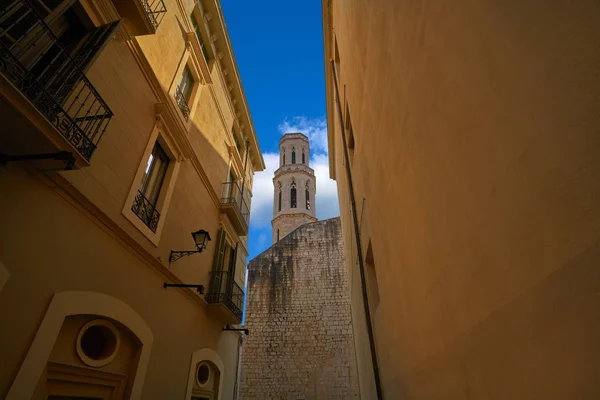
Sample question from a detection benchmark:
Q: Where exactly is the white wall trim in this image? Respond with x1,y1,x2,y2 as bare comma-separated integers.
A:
6,291,154,400
185,347,225,400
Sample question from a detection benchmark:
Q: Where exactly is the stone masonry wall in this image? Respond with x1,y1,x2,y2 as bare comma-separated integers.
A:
241,217,359,400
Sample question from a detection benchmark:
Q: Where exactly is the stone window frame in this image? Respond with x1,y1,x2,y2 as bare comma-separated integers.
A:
184,348,224,400
122,119,182,246
168,44,204,127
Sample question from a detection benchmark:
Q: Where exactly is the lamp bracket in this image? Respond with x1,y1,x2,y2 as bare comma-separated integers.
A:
169,250,201,263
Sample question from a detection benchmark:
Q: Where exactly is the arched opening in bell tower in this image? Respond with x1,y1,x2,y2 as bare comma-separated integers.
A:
290,182,297,208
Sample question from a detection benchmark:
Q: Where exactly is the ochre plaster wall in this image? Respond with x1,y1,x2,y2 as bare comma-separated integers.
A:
0,167,222,399
325,1,600,399
0,0,260,397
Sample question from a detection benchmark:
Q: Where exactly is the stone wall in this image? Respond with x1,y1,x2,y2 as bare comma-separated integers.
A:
241,217,359,400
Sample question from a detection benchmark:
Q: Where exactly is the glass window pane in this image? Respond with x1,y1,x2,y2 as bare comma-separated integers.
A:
140,142,170,205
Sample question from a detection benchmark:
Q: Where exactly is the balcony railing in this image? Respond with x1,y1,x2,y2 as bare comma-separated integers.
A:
221,181,250,229
131,190,160,232
174,85,190,120
206,271,244,321
0,0,114,160
140,0,167,30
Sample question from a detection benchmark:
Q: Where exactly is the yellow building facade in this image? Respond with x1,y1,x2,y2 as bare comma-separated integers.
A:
0,0,263,399
323,1,600,399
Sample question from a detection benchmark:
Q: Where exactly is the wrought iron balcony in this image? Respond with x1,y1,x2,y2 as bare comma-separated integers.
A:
131,190,161,232
174,85,190,120
0,0,114,161
140,0,167,30
221,181,250,235
206,271,244,322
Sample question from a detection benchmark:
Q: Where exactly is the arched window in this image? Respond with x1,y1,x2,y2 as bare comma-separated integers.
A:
290,183,297,208
278,190,282,212
305,189,310,210
302,150,305,164
291,148,296,164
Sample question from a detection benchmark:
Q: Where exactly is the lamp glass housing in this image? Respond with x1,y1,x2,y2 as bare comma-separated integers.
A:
192,229,211,251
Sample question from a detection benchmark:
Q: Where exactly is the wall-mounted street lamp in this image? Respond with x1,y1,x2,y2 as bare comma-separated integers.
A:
169,229,211,263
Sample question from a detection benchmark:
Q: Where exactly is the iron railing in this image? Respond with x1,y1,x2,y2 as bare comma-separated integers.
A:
174,85,190,120
131,190,161,232
206,271,244,320
221,181,250,229
0,0,115,160
141,0,167,30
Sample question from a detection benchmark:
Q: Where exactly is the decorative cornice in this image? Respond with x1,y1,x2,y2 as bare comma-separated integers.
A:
273,164,315,178
321,0,336,180
280,132,309,143
271,213,318,225
204,0,265,171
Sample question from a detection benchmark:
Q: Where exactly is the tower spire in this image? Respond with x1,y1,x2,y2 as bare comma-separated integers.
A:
272,132,317,243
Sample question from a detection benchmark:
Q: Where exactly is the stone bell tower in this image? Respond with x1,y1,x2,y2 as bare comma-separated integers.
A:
272,133,317,243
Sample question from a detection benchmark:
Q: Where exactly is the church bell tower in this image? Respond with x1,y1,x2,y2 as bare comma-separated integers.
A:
272,133,317,243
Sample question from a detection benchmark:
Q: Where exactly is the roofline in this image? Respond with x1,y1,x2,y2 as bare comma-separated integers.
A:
321,0,336,180
279,132,309,143
248,216,341,262
209,0,266,171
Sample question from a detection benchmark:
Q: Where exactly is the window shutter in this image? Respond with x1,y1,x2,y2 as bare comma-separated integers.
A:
208,228,227,294
226,243,238,296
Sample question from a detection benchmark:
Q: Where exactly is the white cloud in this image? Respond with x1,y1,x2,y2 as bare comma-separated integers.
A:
249,116,339,231
312,153,340,220
278,116,328,154
249,152,278,229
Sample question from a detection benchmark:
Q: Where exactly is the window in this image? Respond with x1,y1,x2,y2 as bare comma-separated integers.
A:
305,189,310,210
140,142,169,206
207,229,244,319
191,15,210,62
76,320,120,368
290,183,297,208
232,128,243,156
175,66,195,119
345,104,355,165
291,149,296,164
365,241,380,314
278,190,282,212
131,142,170,233
302,151,305,164
277,229,280,242
283,152,285,165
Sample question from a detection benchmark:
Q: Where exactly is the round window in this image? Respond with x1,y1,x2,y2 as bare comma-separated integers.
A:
76,319,120,367
196,362,210,387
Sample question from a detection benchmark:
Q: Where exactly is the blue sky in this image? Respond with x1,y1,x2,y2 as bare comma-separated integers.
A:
221,0,340,260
